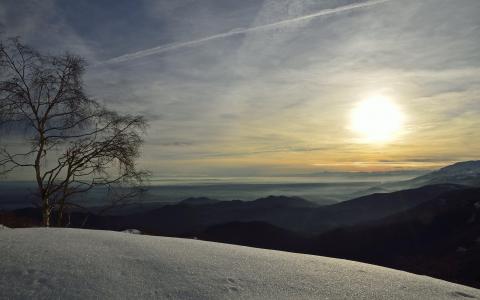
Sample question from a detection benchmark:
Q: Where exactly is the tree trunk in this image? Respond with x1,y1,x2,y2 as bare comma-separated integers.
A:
42,199,51,227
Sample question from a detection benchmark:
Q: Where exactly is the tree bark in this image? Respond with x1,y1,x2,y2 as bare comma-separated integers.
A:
42,201,50,227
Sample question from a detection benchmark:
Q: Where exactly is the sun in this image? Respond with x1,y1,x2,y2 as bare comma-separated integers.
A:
350,95,405,143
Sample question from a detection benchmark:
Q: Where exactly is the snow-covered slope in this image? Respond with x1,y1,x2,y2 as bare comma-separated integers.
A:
1,228,479,299
411,160,480,186
353,161,480,197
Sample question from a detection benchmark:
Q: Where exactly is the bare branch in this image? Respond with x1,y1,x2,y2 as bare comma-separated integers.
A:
0,38,149,227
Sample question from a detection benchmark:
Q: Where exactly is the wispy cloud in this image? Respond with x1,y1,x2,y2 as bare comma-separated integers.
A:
3,0,480,176
101,0,394,65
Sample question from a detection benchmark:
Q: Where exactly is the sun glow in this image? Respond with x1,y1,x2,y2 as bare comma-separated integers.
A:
350,95,405,143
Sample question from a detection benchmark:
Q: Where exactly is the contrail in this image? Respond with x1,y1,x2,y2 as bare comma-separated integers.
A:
101,0,392,65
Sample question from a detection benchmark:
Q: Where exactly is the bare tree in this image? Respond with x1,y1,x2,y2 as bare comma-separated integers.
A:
0,38,148,227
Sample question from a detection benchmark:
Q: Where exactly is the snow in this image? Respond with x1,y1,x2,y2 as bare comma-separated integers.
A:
1,228,479,300
121,229,142,234
0,224,9,230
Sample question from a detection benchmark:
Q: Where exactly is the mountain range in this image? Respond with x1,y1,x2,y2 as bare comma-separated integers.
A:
356,160,480,195
2,160,480,287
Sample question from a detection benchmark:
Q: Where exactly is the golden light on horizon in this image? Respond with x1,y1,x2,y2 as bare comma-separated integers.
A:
350,94,405,144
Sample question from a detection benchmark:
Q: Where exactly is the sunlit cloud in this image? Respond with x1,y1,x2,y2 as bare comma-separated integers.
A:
1,0,480,176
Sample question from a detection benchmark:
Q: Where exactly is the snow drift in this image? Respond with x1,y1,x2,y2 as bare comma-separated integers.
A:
1,228,479,299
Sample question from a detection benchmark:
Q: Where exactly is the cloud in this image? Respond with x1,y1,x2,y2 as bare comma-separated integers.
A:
0,0,95,59
100,0,393,65
2,0,480,176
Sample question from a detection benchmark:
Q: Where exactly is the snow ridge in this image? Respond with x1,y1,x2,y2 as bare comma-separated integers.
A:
1,228,479,299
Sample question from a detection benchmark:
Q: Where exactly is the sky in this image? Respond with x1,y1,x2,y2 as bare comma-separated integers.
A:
1,0,480,177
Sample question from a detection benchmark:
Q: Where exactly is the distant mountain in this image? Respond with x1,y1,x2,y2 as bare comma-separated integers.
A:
248,195,318,208
114,184,466,236
196,188,480,288
3,184,480,287
4,184,468,236
1,195,321,235
179,197,220,206
311,188,480,287
199,221,309,252
310,184,466,231
408,160,480,187
353,160,480,197
118,195,320,235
